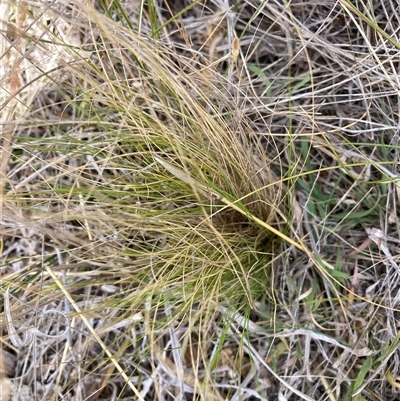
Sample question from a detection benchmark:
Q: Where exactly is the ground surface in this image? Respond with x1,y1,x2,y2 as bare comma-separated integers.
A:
1,1,400,400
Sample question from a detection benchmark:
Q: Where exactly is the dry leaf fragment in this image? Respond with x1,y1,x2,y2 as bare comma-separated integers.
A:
229,36,239,62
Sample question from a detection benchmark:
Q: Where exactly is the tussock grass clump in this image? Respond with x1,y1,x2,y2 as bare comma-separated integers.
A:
1,1,285,399
1,0,400,400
